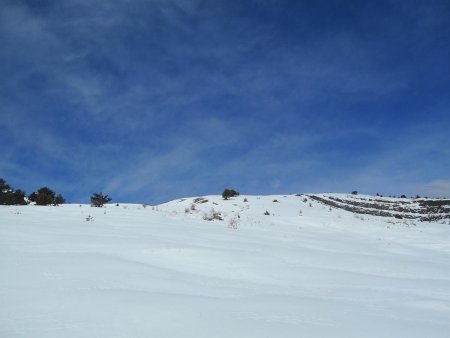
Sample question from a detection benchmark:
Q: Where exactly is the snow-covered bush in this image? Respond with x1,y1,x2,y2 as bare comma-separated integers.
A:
228,216,240,229
203,208,223,221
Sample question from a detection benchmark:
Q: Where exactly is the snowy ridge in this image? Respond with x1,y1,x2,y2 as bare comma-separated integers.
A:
306,193,450,222
1,194,450,338
159,193,450,225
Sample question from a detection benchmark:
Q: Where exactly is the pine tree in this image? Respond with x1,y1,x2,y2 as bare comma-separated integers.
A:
90,193,112,207
35,187,56,206
222,189,240,200
29,187,65,205
54,194,65,205
0,178,27,205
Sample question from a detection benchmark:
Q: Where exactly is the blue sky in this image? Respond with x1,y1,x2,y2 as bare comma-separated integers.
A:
1,0,449,203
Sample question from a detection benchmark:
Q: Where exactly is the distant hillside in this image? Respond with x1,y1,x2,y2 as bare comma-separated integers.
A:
306,194,450,222
158,193,450,228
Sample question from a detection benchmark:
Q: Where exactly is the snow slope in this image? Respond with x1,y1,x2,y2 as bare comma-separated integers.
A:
1,194,450,338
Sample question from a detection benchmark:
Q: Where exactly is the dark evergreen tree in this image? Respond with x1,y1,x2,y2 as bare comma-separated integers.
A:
28,192,38,203
0,178,27,205
90,193,111,207
11,189,27,205
0,178,13,205
54,194,65,205
0,178,11,193
28,187,65,206
222,189,240,200
35,187,56,206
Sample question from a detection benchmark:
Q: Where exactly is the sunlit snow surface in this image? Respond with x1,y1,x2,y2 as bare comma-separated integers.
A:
1,194,450,338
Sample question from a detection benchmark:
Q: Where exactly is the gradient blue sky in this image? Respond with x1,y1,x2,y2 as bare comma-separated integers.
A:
1,0,449,203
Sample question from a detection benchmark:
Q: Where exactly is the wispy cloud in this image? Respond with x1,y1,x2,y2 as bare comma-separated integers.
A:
348,121,450,197
1,1,449,202
423,180,450,198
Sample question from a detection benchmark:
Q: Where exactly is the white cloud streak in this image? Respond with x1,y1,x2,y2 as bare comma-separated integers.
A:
423,180,450,198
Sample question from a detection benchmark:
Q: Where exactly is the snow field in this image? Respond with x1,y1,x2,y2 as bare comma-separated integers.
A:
1,194,450,337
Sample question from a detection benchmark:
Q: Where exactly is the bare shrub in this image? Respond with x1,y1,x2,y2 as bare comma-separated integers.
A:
228,216,240,229
203,208,223,221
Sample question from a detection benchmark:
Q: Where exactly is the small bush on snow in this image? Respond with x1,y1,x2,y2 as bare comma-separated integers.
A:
228,216,240,229
203,208,223,221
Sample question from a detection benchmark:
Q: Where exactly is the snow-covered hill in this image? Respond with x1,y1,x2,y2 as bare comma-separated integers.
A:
306,193,450,222
1,194,450,338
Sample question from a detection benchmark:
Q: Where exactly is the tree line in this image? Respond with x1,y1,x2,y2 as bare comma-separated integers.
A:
1,178,65,206
0,178,111,207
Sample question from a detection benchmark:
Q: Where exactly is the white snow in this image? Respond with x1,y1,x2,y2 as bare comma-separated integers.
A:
1,194,450,337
